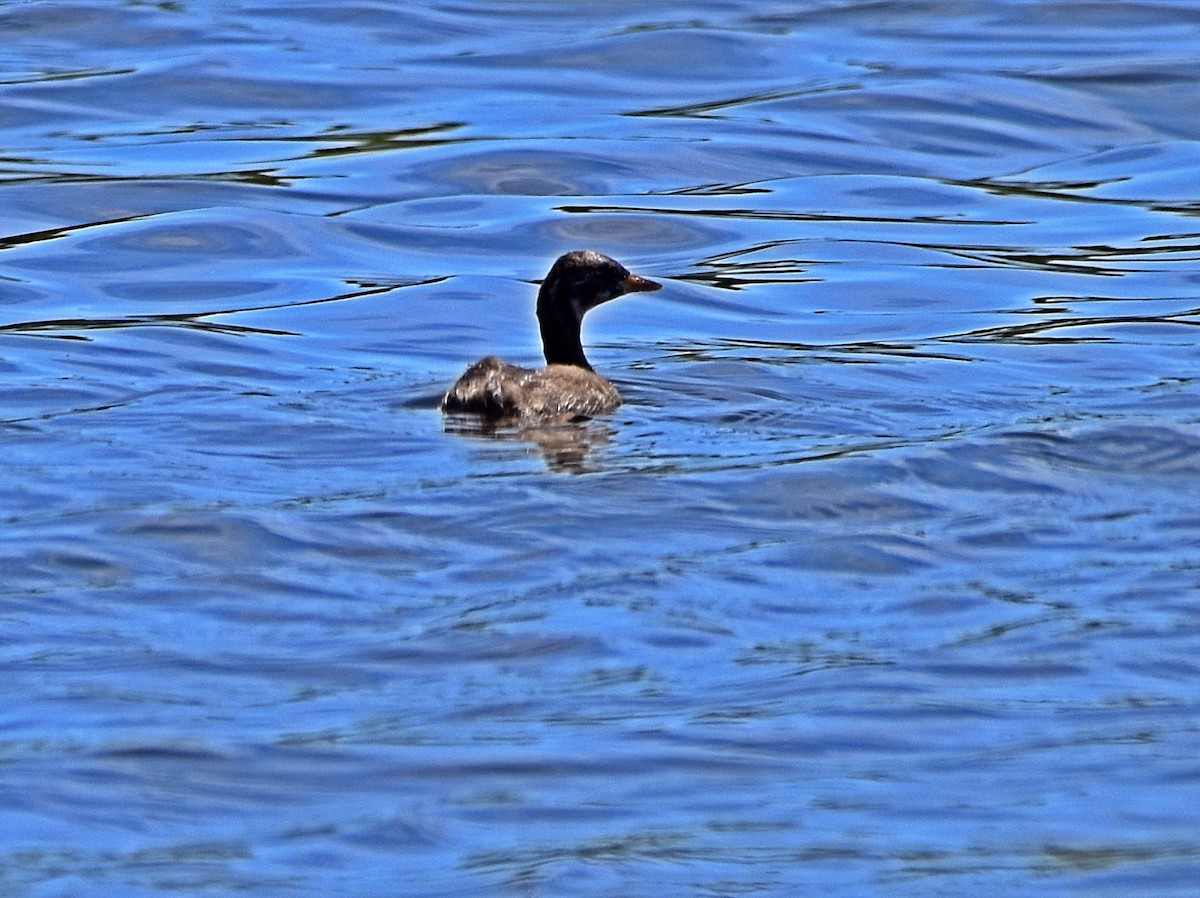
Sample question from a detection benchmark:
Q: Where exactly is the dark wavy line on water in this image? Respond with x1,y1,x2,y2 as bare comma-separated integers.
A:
665,337,972,364
0,213,159,251
557,202,1027,226
0,66,135,86
0,124,477,188
849,237,1200,277
660,303,1200,363
0,278,447,340
647,179,780,197
951,175,1200,214
0,389,173,428
671,231,1200,288
0,168,300,188
939,309,1200,344
624,82,859,119
266,122,471,161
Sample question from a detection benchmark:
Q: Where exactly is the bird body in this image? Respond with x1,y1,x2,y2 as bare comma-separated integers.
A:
442,356,621,421
442,251,660,424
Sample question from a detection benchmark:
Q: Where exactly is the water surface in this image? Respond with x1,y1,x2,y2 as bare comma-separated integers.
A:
3,2,1200,896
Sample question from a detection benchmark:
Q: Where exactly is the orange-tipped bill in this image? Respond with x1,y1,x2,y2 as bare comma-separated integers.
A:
622,273,662,294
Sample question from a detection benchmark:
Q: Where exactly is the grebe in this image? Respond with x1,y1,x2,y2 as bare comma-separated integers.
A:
441,250,660,423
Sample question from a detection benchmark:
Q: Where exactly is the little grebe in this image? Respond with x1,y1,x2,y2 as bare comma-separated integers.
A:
441,250,661,423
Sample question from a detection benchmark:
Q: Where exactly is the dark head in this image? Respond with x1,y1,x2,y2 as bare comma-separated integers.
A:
536,250,661,369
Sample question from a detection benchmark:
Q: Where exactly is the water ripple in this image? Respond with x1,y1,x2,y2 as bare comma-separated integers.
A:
4,2,1200,896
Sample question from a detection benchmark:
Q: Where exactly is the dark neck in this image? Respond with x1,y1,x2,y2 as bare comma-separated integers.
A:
539,310,592,370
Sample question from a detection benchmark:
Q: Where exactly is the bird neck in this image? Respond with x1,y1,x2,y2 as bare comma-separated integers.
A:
538,311,592,370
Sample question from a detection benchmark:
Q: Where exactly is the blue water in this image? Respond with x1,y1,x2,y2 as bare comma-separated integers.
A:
3,2,1200,896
